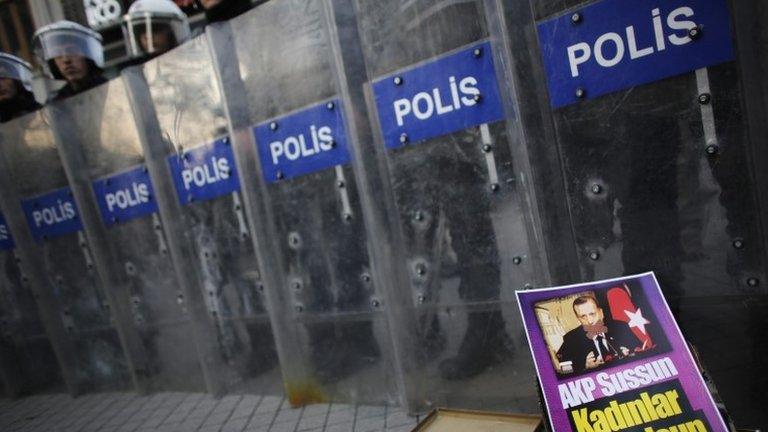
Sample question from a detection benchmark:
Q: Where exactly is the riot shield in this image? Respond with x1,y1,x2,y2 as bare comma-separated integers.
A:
208,0,398,404
0,110,131,393
46,78,208,393
352,0,540,412
124,34,282,395
0,219,62,397
524,0,768,426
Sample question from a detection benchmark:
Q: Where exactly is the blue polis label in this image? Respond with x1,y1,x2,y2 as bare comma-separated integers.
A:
168,137,240,205
253,99,350,183
0,213,15,250
372,41,505,149
92,165,158,227
21,186,83,241
538,0,734,108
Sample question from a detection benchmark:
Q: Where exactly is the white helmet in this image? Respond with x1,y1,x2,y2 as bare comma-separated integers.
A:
0,52,34,92
122,0,190,58
32,20,104,79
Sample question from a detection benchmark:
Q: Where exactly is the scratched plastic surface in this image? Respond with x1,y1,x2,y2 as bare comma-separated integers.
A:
217,0,398,403
354,0,538,411
0,110,130,392
0,246,62,396
49,80,206,392
531,0,768,426
142,35,282,394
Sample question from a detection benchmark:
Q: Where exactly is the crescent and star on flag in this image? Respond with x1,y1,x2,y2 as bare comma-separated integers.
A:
625,308,651,334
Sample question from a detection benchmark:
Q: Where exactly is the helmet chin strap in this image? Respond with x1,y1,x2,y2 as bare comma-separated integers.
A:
146,14,154,53
127,18,138,57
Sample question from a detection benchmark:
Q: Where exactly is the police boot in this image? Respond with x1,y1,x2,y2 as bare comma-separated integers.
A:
314,321,379,384
419,313,446,363
244,322,279,375
438,310,513,380
339,320,380,360
310,323,339,379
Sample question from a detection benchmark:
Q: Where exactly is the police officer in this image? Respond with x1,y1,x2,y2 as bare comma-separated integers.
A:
32,21,106,101
355,0,513,381
0,53,40,122
122,0,191,62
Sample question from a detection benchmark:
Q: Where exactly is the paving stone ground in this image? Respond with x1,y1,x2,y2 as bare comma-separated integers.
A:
0,392,420,432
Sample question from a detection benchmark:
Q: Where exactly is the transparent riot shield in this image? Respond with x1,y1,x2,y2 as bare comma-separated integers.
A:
0,230,63,397
0,110,131,393
208,0,398,405
124,35,282,395
353,0,541,412
526,0,768,426
46,79,209,393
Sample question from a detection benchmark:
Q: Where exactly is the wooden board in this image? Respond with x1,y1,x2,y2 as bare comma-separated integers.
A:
413,409,542,432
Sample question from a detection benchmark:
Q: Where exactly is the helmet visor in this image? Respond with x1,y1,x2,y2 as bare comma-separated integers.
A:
122,14,188,58
33,30,104,67
0,56,33,91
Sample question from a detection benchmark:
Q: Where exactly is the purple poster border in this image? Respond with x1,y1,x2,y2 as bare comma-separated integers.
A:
516,272,727,432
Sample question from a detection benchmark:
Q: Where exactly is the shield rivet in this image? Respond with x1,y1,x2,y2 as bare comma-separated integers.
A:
571,12,582,24
688,26,702,40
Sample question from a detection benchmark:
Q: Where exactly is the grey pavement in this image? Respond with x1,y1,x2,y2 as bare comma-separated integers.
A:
0,392,420,432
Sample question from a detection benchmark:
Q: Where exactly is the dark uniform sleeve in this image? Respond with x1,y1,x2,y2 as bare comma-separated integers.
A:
557,330,585,373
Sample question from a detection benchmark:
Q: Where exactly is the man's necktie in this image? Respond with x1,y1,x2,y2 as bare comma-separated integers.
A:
596,335,606,357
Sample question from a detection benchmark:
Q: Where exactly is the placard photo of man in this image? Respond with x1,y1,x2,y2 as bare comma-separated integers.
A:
557,295,636,374
533,282,668,377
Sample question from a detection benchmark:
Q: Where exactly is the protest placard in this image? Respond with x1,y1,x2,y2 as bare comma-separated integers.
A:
516,272,727,432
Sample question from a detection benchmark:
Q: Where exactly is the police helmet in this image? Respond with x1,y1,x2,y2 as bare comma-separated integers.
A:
32,20,104,80
0,52,34,92
122,0,190,58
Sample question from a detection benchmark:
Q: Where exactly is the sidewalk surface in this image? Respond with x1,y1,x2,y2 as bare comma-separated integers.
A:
0,392,419,432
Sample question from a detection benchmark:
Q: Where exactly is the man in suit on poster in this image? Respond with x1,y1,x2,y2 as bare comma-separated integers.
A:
557,296,637,374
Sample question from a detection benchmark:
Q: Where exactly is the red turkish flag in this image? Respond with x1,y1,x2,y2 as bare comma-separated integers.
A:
607,285,654,351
